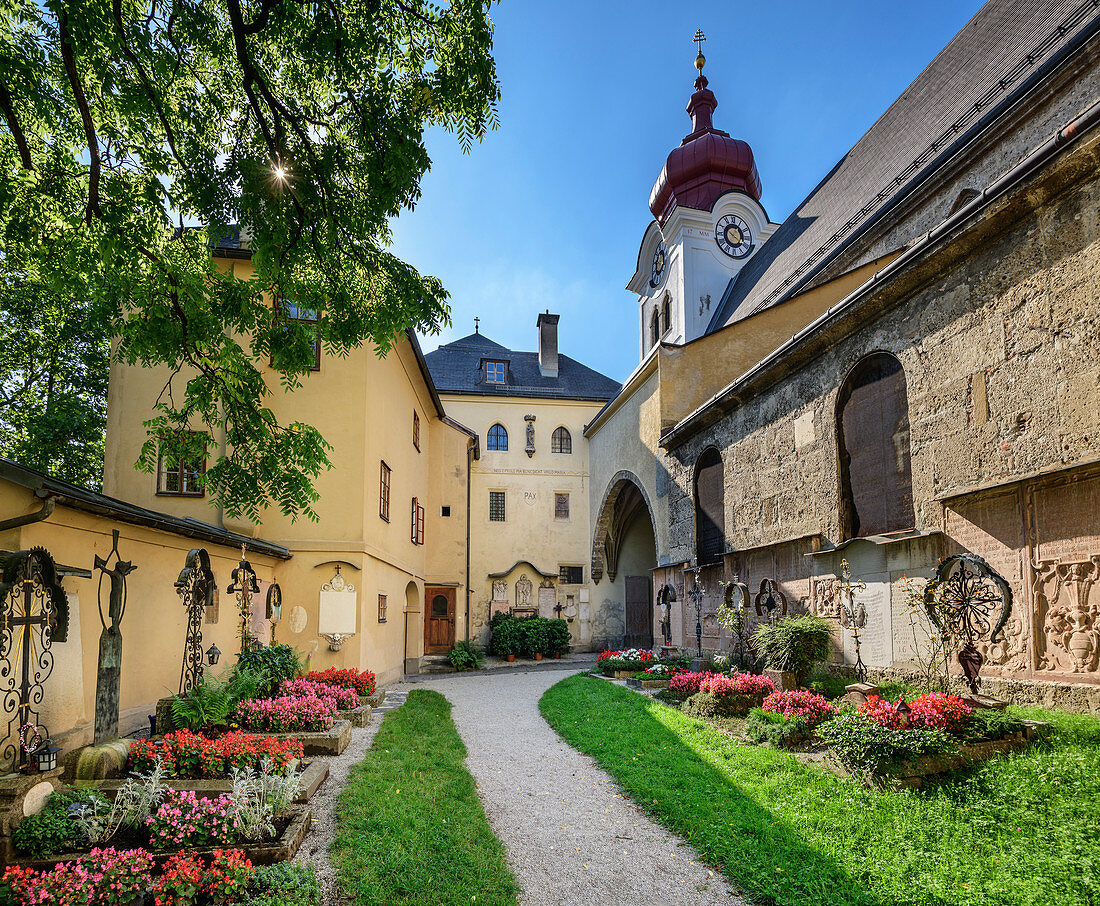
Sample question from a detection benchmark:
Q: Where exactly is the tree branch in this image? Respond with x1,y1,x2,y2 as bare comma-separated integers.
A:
111,0,180,161
57,10,102,222
0,79,33,170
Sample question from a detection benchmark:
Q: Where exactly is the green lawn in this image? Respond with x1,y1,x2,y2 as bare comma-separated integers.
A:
332,689,519,906
540,675,1100,906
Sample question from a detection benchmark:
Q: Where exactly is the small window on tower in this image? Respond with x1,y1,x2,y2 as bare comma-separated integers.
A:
662,295,671,334
378,594,388,623
441,505,451,517
412,410,420,452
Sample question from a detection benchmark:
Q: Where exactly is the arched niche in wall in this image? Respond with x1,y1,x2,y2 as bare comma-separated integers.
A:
836,351,915,539
694,447,725,565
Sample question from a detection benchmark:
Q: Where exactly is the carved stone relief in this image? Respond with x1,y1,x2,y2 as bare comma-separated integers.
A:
811,577,839,619
1035,556,1100,674
492,580,508,603
515,575,533,609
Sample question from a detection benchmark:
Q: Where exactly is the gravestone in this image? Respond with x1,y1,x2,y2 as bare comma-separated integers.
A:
93,531,135,744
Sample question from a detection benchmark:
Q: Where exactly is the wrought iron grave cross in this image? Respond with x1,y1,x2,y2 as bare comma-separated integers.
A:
835,559,868,683
227,545,260,656
175,548,214,694
0,547,65,771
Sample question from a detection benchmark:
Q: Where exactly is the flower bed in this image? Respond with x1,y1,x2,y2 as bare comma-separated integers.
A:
597,648,657,676
859,692,972,732
762,690,837,726
280,678,359,709
235,694,337,733
304,667,377,696
129,730,302,778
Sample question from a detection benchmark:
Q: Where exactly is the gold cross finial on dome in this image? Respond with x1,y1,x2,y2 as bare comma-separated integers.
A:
694,29,706,72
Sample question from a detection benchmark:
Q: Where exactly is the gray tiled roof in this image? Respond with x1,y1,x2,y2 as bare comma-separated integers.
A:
708,0,1100,331
424,332,620,401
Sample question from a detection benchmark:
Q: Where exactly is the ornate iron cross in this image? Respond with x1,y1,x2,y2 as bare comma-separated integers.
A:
687,567,706,657
227,545,260,656
175,548,215,693
924,553,1012,693
835,559,868,682
0,548,66,771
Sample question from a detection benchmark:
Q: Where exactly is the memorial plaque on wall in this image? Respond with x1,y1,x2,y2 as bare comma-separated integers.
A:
538,585,556,618
847,571,892,667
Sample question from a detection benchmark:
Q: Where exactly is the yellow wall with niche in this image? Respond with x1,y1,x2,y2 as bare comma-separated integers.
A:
438,393,605,649
99,256,470,686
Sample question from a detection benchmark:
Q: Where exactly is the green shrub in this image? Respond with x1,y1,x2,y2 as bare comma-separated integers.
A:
448,640,485,671
964,708,1028,742
544,619,571,656
488,616,518,656
234,644,303,697
751,615,833,685
682,691,760,720
245,862,320,906
744,707,811,748
13,788,103,857
818,713,956,777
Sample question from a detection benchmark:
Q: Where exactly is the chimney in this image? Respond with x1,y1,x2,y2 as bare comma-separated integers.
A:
537,310,559,378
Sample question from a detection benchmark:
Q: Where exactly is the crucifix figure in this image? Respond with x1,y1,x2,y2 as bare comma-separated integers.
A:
0,547,66,771
93,531,136,743
227,545,260,656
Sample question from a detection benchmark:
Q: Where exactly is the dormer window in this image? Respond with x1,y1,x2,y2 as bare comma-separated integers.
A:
485,361,507,384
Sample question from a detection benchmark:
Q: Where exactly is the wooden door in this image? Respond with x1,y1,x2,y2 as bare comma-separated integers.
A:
425,587,456,654
624,576,652,649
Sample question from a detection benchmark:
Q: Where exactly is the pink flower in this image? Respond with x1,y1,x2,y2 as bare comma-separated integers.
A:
762,690,837,726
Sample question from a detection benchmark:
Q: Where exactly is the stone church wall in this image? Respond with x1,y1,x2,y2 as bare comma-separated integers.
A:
664,155,1100,697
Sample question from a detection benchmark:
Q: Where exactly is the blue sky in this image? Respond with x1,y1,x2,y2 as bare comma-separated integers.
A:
398,0,986,383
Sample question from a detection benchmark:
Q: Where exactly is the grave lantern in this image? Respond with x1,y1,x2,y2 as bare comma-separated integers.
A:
33,743,59,773
896,698,911,728
206,643,221,666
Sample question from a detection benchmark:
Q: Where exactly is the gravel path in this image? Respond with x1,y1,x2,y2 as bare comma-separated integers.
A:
401,669,742,906
295,689,408,905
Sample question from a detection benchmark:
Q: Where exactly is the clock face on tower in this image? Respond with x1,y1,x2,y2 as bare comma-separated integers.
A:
650,240,667,287
715,215,753,259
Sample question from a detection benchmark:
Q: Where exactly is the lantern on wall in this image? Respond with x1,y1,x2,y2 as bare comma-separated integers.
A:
206,643,221,666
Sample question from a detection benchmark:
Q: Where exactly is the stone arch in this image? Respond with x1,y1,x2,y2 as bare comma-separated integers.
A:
591,470,659,584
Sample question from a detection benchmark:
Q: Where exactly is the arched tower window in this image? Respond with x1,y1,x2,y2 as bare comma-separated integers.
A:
551,427,572,454
650,308,660,349
661,295,671,334
694,447,725,564
836,352,914,539
486,423,508,451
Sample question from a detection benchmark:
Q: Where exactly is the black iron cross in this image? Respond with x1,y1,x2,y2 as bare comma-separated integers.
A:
227,545,260,656
0,548,64,771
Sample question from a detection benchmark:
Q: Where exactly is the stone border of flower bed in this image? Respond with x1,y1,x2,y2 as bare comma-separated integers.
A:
363,689,386,708
246,719,352,757
12,806,311,870
626,677,671,691
338,703,372,728
72,759,328,806
823,731,1042,789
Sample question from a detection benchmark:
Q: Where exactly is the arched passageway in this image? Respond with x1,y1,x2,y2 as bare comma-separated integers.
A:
591,473,657,649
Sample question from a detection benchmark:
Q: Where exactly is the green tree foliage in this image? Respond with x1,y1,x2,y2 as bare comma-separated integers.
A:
0,275,108,488
0,0,500,520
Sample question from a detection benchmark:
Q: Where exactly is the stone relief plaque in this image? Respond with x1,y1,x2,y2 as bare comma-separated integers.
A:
492,579,508,603
515,575,533,609
288,605,308,635
1035,555,1100,674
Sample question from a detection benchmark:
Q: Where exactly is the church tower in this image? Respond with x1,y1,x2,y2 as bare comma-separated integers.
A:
628,35,778,358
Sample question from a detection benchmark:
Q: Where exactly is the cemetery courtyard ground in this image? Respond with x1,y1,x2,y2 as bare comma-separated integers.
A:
300,662,1100,906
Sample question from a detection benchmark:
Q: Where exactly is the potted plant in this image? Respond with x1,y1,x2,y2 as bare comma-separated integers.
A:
751,615,833,690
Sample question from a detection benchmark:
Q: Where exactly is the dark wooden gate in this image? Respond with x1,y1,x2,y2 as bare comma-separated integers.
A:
624,575,652,649
424,587,455,655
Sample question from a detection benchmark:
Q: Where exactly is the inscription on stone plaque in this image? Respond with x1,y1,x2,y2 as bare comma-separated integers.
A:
848,573,891,667
538,585,556,618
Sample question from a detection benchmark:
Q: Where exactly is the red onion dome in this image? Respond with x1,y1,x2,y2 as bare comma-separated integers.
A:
649,72,762,225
